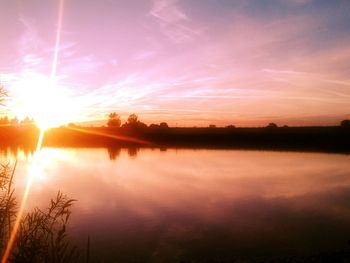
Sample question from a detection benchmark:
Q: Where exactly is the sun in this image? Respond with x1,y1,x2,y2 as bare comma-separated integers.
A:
10,73,78,130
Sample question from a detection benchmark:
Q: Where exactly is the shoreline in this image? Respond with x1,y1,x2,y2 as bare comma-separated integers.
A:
0,126,349,154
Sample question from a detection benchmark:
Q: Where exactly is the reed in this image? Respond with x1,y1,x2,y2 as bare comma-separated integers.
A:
0,162,80,262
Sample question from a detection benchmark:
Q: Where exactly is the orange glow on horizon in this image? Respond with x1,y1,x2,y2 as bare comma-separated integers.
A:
10,74,80,130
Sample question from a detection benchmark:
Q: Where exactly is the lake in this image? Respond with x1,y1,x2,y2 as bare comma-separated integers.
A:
2,147,350,262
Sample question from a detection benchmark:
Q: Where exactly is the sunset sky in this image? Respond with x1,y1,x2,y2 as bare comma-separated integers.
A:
0,0,349,126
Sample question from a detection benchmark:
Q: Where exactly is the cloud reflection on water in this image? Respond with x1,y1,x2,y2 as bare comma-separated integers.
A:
4,148,350,261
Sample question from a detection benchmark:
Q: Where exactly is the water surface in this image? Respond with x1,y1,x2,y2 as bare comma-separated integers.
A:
2,147,350,262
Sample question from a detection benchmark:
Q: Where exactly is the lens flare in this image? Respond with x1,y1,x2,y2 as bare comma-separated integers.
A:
67,126,153,145
1,129,45,263
1,0,66,261
10,74,78,130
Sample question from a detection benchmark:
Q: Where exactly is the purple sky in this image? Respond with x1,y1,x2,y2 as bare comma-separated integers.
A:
0,0,350,126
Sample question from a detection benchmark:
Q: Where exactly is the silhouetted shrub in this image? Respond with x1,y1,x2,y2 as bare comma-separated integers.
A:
127,114,138,124
107,112,121,127
266,123,278,128
160,122,169,129
122,114,147,132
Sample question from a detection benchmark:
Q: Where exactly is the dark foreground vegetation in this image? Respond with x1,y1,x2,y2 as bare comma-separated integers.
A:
0,123,349,153
0,164,79,262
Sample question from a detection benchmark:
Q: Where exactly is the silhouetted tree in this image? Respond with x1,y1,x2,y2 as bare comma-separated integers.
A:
159,122,169,129
341,120,350,128
127,114,138,124
266,122,278,128
122,114,147,132
226,125,236,129
209,124,216,128
107,112,121,127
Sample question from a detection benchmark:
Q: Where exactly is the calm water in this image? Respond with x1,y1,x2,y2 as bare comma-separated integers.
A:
2,147,350,262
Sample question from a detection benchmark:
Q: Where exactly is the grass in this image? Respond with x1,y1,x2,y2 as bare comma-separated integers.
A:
0,162,80,262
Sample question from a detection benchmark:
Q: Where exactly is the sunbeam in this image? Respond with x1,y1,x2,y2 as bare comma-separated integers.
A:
1,0,65,261
67,126,152,146
1,129,45,263
50,0,64,82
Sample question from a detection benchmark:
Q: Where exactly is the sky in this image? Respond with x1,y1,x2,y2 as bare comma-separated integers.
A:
0,0,350,126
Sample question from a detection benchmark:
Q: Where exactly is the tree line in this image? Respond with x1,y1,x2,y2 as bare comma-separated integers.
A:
0,116,35,125
105,113,350,129
0,111,349,129
106,113,169,129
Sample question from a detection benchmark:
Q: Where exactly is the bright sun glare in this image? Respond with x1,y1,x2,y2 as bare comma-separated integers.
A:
11,73,77,130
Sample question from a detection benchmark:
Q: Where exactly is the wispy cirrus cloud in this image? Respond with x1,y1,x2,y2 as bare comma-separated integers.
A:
149,0,200,43
284,0,314,6
1,0,350,126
